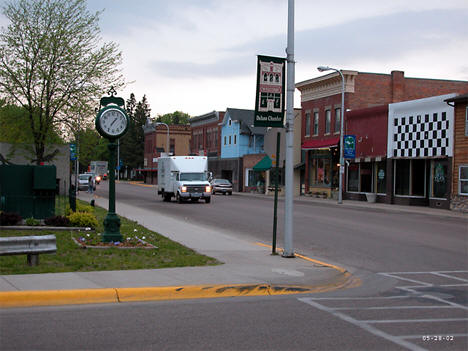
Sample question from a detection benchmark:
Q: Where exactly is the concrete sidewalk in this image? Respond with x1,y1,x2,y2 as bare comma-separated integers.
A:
0,191,357,308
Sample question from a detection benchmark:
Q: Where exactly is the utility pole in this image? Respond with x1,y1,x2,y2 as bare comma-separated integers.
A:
283,0,295,258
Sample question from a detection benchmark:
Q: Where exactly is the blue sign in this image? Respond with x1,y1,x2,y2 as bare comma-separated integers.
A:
343,135,356,159
70,143,77,161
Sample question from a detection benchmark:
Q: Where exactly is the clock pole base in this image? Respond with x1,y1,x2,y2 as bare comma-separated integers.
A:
102,212,123,243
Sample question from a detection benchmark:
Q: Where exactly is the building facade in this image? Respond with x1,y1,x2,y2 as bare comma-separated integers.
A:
445,93,468,212
189,111,224,157
141,123,191,184
296,70,468,199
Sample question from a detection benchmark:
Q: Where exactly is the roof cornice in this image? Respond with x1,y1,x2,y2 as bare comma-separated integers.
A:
296,70,358,102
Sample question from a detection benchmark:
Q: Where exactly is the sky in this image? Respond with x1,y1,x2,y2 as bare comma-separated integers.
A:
1,0,468,117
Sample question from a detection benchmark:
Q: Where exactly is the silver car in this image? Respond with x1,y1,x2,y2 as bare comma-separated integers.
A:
211,179,232,195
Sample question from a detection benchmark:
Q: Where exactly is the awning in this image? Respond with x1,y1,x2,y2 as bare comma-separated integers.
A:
301,137,340,150
253,155,272,171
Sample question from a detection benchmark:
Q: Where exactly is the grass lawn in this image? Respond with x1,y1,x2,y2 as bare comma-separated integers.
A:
0,200,220,275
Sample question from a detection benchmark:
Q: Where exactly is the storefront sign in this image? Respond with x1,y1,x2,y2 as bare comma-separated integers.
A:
254,55,286,127
343,135,356,158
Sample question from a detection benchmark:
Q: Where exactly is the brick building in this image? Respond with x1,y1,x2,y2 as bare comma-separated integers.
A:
141,123,191,184
296,70,468,200
445,93,468,212
189,111,224,157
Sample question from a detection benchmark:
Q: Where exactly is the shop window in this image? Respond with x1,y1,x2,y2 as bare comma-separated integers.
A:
460,165,468,195
347,163,359,192
309,157,331,186
305,112,311,137
375,161,386,194
394,159,426,197
325,110,331,134
395,159,410,195
431,160,447,198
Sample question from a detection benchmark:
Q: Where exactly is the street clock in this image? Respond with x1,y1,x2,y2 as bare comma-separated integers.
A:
95,105,129,140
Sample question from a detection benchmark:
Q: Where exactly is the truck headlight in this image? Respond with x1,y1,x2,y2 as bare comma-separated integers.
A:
205,186,211,193
181,186,187,193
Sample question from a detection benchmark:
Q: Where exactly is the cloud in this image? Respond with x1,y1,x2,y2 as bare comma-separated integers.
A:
146,8,467,80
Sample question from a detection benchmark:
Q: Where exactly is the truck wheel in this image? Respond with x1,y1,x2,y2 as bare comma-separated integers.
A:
163,193,171,202
177,193,183,204
205,197,211,204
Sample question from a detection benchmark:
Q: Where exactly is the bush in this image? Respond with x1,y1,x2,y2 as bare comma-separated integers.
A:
25,217,41,226
44,215,70,227
0,212,22,225
67,212,98,228
66,203,94,216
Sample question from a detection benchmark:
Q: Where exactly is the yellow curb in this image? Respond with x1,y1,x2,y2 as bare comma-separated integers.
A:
0,288,118,308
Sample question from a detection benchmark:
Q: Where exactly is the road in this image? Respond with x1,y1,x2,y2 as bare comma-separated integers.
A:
2,182,467,351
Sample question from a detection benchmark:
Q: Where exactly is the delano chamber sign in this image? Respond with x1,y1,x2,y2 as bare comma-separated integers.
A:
254,55,286,128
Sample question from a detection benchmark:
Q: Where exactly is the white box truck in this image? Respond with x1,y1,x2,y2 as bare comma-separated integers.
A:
157,156,212,203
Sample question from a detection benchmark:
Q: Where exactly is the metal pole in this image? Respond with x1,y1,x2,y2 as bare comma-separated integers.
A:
283,0,295,258
117,138,120,181
338,70,345,204
272,132,281,255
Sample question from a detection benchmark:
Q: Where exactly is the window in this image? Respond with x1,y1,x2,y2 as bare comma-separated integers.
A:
325,110,331,134
347,163,359,192
431,160,447,198
346,162,373,192
228,119,232,126
305,112,311,137
394,159,426,197
334,108,341,133
229,135,231,145
313,112,319,135
224,136,227,145
375,161,386,194
460,165,468,195
234,135,237,145
309,157,331,186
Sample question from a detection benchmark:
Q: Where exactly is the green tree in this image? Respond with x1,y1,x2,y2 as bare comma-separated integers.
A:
0,0,124,164
156,111,191,125
120,94,150,172
76,128,108,172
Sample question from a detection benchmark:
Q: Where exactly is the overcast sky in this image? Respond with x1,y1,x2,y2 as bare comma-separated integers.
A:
2,0,468,117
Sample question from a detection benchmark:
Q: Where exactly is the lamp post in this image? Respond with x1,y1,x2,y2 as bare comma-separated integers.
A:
317,66,345,204
155,122,170,155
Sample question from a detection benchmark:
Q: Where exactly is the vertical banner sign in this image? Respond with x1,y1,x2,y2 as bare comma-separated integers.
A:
254,55,286,127
344,135,356,159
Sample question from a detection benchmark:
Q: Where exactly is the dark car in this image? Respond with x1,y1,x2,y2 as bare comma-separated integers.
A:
211,179,232,195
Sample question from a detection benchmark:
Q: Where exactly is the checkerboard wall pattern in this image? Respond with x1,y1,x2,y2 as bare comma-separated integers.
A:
391,112,450,158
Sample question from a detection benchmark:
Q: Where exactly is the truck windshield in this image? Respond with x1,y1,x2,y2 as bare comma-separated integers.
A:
180,172,206,181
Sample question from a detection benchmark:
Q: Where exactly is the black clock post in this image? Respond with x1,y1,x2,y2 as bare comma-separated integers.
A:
95,88,129,243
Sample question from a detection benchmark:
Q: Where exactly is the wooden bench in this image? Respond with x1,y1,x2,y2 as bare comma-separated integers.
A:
0,235,57,266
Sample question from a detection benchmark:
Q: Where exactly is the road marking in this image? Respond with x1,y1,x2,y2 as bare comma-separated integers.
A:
363,318,468,324
299,297,427,351
333,305,456,311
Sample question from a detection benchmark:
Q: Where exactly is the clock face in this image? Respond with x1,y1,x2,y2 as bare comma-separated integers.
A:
98,108,128,138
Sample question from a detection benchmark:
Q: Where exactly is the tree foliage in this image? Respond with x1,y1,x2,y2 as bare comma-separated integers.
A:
156,111,191,125
0,0,124,164
119,94,150,170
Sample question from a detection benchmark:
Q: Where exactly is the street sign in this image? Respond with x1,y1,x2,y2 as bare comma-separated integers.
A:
343,135,356,159
254,55,286,128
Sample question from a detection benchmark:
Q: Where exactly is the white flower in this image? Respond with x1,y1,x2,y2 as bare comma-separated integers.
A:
134,229,137,232
142,236,146,240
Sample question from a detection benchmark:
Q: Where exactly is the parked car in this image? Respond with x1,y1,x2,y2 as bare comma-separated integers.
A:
211,179,232,195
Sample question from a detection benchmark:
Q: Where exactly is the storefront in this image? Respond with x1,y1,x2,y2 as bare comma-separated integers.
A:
387,94,456,209
302,137,340,197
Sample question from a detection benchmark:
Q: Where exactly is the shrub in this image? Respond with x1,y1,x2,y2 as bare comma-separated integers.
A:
25,217,41,226
67,212,98,228
0,212,22,225
66,203,94,215
44,215,70,227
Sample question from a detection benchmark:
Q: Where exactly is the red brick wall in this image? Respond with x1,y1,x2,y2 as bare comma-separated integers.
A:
190,112,224,156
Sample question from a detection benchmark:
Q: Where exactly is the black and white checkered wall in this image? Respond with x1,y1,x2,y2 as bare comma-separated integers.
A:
388,95,455,159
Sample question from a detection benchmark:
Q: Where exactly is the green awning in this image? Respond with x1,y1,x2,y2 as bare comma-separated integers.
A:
253,155,272,171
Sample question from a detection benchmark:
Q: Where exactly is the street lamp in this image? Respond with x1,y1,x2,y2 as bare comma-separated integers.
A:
317,66,345,204
154,122,170,155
